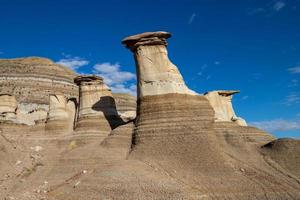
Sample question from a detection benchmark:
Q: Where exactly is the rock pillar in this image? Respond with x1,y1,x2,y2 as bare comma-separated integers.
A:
204,90,247,126
45,94,75,134
122,31,196,98
0,94,17,122
74,75,123,136
122,32,215,144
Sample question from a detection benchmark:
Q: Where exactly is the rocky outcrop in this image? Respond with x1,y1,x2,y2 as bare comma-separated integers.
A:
0,94,17,122
113,93,136,122
122,31,196,97
123,31,300,199
0,57,78,104
45,94,76,134
204,90,247,126
74,75,124,136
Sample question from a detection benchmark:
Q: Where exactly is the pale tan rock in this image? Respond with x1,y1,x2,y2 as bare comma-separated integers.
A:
113,93,136,122
74,75,124,136
122,31,196,98
45,94,75,134
16,103,48,125
204,90,247,126
0,94,17,122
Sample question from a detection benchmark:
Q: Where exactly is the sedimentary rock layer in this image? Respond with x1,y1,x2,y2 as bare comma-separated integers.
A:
45,94,76,135
134,93,215,143
0,57,78,104
0,94,17,122
74,75,124,136
113,93,136,122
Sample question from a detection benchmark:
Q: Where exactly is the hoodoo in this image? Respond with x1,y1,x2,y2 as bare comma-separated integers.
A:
122,31,215,143
122,31,300,199
74,75,123,136
204,90,247,125
122,31,196,97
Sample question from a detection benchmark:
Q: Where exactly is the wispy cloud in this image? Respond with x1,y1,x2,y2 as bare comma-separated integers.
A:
188,13,196,24
288,66,300,74
250,118,300,132
93,62,136,95
284,93,300,106
56,55,89,70
273,1,286,11
248,1,286,15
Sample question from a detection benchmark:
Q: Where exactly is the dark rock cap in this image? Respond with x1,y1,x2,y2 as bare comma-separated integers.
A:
122,31,171,51
74,75,103,85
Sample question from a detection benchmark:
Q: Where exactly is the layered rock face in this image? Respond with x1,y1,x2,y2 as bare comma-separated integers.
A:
0,57,79,125
113,93,136,122
122,31,207,143
122,32,196,97
74,75,124,136
45,94,76,134
0,94,17,122
204,90,247,126
0,57,78,104
122,31,300,199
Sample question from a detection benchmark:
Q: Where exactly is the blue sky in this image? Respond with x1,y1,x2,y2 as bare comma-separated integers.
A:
0,0,299,138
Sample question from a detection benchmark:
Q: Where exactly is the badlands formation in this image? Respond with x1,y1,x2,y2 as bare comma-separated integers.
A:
0,32,299,200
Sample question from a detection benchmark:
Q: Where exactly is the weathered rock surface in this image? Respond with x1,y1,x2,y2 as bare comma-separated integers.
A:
122,31,196,97
74,75,124,136
45,94,76,134
0,32,299,200
0,57,78,104
113,93,136,122
0,94,17,122
205,90,247,126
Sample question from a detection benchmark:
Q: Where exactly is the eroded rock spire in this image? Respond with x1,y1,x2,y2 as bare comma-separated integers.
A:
122,31,196,98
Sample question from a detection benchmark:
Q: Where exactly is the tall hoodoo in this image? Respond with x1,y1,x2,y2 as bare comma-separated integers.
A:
122,31,196,98
204,90,247,126
74,75,123,136
122,32,214,144
0,94,17,122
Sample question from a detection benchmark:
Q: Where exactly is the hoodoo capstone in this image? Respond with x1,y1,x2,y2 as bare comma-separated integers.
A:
122,31,197,98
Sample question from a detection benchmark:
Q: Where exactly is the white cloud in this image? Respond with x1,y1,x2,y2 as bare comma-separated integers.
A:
250,119,300,132
93,62,136,95
288,66,300,74
284,93,300,106
110,84,137,96
188,13,196,24
56,56,89,70
273,1,286,11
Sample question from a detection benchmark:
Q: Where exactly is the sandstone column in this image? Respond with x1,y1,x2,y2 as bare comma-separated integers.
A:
74,75,123,136
204,90,247,126
122,32,215,144
45,94,75,134
122,31,197,98
0,94,17,123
